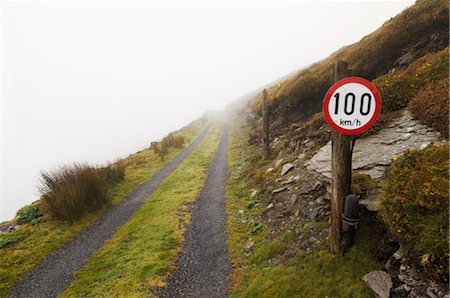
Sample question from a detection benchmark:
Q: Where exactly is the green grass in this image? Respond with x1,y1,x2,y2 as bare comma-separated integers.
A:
0,118,206,298
226,119,382,298
60,124,223,297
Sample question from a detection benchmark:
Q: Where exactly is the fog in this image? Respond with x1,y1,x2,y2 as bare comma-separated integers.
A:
1,1,413,221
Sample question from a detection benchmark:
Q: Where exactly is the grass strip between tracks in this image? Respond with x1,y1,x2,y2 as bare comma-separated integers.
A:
60,123,222,297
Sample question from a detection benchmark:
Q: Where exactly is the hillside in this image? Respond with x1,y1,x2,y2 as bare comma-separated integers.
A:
0,1,448,297
226,0,448,297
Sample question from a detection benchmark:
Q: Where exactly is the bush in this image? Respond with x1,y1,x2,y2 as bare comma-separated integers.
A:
379,144,449,280
100,160,126,185
151,132,185,161
165,133,185,148
39,163,111,221
408,78,449,138
16,205,42,225
351,173,377,200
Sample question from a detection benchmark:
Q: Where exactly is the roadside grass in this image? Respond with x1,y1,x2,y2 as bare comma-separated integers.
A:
0,119,206,298
226,120,381,298
60,124,222,297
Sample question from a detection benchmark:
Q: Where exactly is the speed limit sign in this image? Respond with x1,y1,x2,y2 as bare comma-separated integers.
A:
323,77,381,135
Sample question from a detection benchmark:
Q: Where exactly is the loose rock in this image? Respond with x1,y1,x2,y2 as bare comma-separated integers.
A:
280,163,294,176
362,270,393,298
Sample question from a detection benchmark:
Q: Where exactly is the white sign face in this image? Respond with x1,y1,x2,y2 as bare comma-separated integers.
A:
323,77,381,135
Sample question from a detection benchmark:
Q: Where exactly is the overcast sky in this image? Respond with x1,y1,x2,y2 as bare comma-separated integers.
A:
1,0,413,221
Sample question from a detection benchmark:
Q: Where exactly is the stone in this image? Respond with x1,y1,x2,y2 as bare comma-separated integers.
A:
298,153,306,160
384,259,392,271
308,236,317,243
280,163,294,176
290,123,300,131
426,287,438,298
289,194,298,207
362,270,393,298
319,228,328,237
238,210,245,215
315,196,326,205
312,181,323,191
393,247,404,260
309,209,319,222
250,190,258,198
275,159,284,167
273,186,287,193
243,241,255,253
265,203,274,210
266,167,274,174
307,110,444,180
393,285,408,296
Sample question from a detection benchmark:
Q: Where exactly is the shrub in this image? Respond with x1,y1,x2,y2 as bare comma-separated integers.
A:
165,133,185,148
351,173,377,200
151,132,185,161
379,144,449,280
16,205,42,225
152,140,169,161
39,163,110,221
408,78,449,138
100,160,126,185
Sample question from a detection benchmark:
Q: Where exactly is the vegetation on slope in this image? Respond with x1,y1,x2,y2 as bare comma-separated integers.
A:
0,118,206,297
373,47,449,113
408,77,449,137
226,119,382,297
250,0,448,123
61,124,222,297
380,144,449,281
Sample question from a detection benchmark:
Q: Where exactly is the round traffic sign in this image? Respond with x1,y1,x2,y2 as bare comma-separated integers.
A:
323,77,381,135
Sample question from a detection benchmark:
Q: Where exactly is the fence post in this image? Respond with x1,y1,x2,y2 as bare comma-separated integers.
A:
262,89,270,159
329,60,352,254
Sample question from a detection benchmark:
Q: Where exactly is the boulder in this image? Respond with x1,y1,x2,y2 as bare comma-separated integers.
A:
307,110,443,180
362,270,393,298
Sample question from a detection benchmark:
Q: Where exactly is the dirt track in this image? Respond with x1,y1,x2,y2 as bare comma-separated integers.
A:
160,124,230,298
7,124,211,298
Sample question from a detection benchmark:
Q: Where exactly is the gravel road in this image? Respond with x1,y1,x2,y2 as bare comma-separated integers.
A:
7,124,211,298
159,124,230,298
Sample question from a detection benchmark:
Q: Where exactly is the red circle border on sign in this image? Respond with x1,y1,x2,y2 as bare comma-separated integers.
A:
323,77,381,135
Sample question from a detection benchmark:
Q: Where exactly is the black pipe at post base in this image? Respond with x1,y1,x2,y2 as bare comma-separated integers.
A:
342,194,361,256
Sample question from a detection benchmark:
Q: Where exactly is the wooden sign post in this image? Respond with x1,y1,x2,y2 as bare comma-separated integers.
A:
330,61,352,253
323,60,382,253
262,89,270,159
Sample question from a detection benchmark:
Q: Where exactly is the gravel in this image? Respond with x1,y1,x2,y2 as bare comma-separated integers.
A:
159,124,230,298
7,124,211,298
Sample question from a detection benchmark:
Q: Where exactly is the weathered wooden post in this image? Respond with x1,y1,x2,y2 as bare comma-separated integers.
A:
262,89,270,159
323,60,381,254
330,60,352,253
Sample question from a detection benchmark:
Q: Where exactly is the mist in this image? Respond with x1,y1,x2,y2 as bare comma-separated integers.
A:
1,1,413,221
